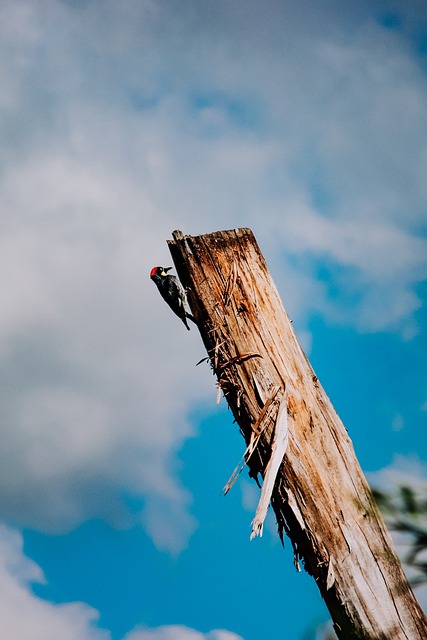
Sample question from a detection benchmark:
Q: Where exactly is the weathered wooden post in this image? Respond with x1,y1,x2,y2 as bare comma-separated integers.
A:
167,228,427,640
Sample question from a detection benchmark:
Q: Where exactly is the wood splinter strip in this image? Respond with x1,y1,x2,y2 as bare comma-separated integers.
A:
250,389,289,540
223,431,259,496
222,260,238,306
326,555,336,590
223,385,281,495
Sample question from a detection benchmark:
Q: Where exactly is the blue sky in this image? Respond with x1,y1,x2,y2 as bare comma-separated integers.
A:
1,0,427,638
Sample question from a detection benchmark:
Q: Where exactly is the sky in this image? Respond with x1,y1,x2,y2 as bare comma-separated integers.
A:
1,0,427,638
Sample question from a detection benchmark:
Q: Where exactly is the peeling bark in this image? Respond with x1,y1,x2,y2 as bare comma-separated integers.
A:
168,228,427,640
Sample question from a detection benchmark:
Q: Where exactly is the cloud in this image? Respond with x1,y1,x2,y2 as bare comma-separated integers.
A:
0,526,245,640
0,0,426,552
124,626,243,640
0,206,203,551
367,454,427,495
0,143,205,551
0,525,109,640
278,202,426,333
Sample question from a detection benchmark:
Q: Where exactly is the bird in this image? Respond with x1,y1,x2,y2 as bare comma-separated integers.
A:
150,266,196,330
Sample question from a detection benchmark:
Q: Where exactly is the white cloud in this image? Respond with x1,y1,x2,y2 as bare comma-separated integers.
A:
0,525,109,640
0,524,246,640
0,0,426,552
0,148,206,551
278,202,426,332
124,626,243,640
367,454,427,494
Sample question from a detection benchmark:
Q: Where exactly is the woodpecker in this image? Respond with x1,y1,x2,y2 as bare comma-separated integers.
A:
150,266,196,330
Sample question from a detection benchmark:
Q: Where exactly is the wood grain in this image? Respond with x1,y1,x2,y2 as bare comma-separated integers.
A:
168,228,427,640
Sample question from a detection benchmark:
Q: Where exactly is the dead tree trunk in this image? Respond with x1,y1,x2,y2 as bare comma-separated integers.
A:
168,228,427,640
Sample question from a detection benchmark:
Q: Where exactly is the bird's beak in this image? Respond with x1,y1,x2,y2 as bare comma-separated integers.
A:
161,267,173,276
165,267,172,272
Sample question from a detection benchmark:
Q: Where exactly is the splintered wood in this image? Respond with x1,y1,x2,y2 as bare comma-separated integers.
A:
168,228,427,640
250,388,289,540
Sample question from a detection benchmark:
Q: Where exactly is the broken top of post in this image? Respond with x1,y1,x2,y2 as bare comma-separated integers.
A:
167,228,427,640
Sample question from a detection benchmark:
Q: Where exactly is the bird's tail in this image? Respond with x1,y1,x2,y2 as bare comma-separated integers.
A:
182,312,196,330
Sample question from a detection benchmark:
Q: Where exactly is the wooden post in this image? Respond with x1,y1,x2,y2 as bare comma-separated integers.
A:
168,228,427,640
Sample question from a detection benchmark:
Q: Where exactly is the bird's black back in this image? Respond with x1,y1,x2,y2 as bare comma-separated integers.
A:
152,271,190,329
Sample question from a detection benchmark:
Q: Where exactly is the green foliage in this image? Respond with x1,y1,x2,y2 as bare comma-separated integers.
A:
373,485,427,587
